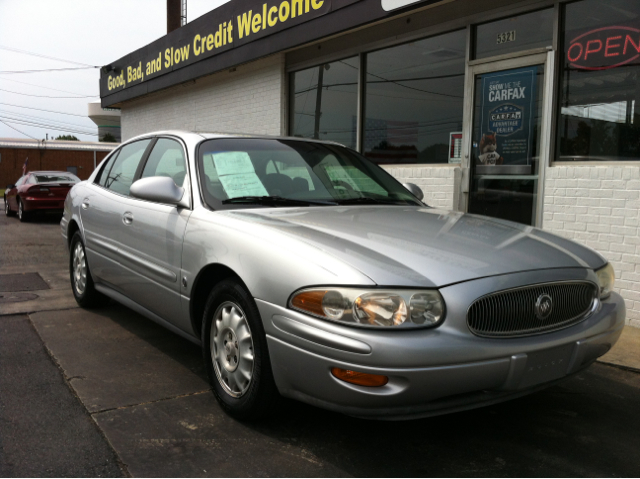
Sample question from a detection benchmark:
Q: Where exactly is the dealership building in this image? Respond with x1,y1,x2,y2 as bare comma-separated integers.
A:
101,0,640,327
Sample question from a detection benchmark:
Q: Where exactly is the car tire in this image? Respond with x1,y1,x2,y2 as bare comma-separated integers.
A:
69,232,109,308
17,198,28,222
202,279,279,420
4,197,14,216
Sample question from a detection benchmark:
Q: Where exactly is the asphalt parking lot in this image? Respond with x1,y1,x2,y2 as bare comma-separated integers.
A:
1,205,640,477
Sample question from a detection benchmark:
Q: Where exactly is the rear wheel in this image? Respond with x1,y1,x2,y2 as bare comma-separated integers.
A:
69,232,109,308
202,280,278,420
17,198,28,222
4,197,14,216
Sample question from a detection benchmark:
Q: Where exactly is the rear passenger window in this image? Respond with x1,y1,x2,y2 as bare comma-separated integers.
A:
96,150,120,187
141,138,187,187
103,139,151,196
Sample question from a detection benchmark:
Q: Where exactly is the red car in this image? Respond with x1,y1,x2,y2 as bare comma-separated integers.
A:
4,171,80,222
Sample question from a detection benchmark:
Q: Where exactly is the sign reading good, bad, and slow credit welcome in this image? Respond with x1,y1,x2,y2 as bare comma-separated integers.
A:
106,0,328,92
99,0,448,106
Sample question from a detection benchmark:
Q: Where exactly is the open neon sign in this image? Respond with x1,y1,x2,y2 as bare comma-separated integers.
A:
567,26,640,71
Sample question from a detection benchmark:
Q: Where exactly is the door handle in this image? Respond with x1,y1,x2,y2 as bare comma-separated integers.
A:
82,198,90,210
122,212,133,225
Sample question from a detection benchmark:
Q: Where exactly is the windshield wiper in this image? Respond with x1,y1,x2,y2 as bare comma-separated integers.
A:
335,196,409,205
222,196,337,206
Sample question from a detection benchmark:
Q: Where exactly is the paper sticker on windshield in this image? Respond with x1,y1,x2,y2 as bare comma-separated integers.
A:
212,151,268,199
218,173,268,199
213,152,256,176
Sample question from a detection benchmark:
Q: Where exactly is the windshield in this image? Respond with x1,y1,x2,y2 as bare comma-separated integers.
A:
197,138,423,209
34,173,79,183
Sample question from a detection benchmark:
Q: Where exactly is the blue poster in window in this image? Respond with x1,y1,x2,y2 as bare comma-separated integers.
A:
478,66,536,166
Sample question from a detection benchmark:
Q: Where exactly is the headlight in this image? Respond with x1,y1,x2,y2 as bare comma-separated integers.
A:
289,287,445,328
595,263,615,299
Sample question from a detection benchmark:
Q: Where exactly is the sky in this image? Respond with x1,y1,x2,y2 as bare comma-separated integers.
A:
0,0,229,142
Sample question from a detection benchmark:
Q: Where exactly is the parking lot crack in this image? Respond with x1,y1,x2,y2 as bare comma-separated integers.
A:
90,389,212,416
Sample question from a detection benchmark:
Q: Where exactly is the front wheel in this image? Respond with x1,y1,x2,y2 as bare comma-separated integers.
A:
69,232,109,308
202,280,278,420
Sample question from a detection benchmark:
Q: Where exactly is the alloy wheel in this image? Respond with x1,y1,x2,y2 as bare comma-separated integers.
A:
211,301,255,398
72,242,87,295
17,200,23,220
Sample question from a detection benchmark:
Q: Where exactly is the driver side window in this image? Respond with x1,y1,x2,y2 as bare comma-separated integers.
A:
140,138,187,186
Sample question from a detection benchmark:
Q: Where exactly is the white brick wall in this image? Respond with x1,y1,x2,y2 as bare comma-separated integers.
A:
383,165,458,210
544,165,640,328
120,54,286,140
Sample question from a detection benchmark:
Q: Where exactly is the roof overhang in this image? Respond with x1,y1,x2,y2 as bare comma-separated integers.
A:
100,0,454,107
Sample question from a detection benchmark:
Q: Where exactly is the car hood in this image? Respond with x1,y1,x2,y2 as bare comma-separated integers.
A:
225,206,606,287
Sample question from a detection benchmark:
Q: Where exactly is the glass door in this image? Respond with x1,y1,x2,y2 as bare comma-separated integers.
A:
462,51,554,226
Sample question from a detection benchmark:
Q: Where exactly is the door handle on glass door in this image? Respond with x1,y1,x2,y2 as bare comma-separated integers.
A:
122,212,133,225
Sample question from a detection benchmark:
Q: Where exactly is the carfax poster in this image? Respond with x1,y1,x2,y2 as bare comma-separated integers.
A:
477,66,536,166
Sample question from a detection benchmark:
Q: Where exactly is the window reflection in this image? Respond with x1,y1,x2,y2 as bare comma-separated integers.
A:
290,57,359,149
364,30,466,164
558,0,640,161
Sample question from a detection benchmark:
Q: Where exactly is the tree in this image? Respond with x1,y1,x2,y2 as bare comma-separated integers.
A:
55,134,79,141
100,133,118,143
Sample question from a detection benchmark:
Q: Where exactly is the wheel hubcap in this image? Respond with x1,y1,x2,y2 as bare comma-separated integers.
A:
211,301,254,398
18,202,22,219
73,242,87,295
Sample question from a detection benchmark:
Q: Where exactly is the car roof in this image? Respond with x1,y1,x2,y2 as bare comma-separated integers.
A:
124,130,346,148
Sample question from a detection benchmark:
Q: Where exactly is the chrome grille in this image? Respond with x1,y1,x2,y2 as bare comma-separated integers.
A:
467,282,597,338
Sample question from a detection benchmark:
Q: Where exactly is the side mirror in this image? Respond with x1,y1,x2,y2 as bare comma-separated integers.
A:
402,182,424,201
130,176,185,205
6,184,15,190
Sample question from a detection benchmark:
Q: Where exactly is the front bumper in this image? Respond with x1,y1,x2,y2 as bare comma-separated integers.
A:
257,268,625,420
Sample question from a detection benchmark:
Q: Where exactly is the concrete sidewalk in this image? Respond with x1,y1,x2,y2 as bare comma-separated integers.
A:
599,325,640,371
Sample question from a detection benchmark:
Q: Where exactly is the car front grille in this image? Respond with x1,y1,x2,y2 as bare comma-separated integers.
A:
467,282,598,338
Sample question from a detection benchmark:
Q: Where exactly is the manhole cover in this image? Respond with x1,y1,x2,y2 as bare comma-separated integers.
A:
0,292,39,303
0,273,50,292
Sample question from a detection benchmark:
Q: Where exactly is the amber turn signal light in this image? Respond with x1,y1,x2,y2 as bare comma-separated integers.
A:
290,290,327,317
331,367,389,387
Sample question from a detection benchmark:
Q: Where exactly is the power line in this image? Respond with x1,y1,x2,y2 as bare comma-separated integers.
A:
0,102,87,117
0,120,97,137
0,76,97,97
0,114,97,135
0,87,97,98
0,66,98,74
0,110,95,130
0,118,98,137
0,45,97,67
0,119,38,140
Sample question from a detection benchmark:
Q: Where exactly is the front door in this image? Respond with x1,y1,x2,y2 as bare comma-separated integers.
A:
461,51,554,226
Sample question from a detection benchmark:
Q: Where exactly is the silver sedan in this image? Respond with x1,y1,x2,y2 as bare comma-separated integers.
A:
61,131,624,420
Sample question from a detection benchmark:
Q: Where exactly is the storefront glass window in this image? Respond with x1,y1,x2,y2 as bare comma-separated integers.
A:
364,30,466,165
474,9,554,60
290,56,359,149
557,0,640,161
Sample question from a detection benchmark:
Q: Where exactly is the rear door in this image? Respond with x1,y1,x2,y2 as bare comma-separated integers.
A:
80,139,152,288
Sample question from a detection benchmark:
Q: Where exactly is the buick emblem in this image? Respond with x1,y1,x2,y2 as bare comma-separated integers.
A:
535,294,553,320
